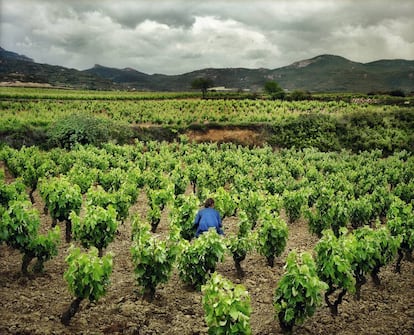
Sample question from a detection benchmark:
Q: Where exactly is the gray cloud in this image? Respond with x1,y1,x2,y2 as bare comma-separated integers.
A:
103,2,197,29
1,0,413,74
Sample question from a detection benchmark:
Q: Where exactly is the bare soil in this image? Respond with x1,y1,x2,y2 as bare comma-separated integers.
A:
0,164,413,335
187,128,265,147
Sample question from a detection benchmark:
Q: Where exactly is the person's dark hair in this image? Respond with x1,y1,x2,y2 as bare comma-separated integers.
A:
204,198,215,208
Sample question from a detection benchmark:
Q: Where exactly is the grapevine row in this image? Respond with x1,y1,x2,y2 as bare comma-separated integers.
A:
1,140,413,333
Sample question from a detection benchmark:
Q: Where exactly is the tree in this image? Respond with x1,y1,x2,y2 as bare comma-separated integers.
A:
264,80,285,100
191,77,214,99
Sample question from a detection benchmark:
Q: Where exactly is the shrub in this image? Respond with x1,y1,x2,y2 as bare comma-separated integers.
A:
47,113,131,149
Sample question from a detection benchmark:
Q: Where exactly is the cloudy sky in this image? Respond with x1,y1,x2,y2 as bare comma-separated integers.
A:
1,0,413,74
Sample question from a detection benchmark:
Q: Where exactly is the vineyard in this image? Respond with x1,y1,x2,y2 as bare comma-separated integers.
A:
0,88,413,334
1,87,414,154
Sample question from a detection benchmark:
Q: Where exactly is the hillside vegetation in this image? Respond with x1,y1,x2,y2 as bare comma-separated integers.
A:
0,88,413,156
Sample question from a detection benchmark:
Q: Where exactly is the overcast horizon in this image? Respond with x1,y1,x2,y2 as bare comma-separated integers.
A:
1,0,413,75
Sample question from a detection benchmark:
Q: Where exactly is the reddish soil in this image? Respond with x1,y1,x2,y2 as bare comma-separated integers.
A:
187,128,265,147
0,164,413,335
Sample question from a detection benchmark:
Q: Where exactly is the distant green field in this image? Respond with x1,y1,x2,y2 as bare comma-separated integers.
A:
0,87,413,154
0,87,200,100
0,87,401,130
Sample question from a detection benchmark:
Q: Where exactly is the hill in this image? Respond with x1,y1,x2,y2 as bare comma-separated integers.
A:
82,56,414,93
1,47,413,93
270,55,414,93
0,47,34,62
0,47,114,90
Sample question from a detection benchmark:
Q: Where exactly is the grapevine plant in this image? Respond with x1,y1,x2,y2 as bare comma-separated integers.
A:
256,212,288,267
226,211,254,277
2,146,56,203
305,188,349,237
210,186,238,220
66,163,98,194
97,167,126,192
178,229,226,290
314,229,355,315
146,184,174,232
170,166,189,196
1,200,60,275
0,177,27,207
25,227,61,274
348,196,373,229
351,225,400,299
169,194,199,241
39,176,82,242
386,197,414,273
86,184,133,223
131,218,179,301
238,190,265,229
71,204,118,257
61,246,113,326
274,251,328,333
202,272,252,335
282,190,306,224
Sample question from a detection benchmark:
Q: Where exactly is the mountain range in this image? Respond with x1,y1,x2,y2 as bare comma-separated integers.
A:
1,47,413,93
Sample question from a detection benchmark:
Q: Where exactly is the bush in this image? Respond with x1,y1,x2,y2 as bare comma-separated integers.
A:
270,114,340,151
289,90,311,101
47,114,131,149
388,89,405,97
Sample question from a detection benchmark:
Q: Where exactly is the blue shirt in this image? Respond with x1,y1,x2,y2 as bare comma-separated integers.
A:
194,207,223,237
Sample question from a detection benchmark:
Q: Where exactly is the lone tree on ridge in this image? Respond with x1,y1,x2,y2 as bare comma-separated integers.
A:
191,77,214,99
264,80,285,100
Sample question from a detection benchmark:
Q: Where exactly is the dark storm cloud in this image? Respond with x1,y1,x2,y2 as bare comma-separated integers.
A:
1,0,413,74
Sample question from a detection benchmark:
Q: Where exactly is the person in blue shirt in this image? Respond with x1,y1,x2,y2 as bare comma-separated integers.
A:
194,198,224,237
